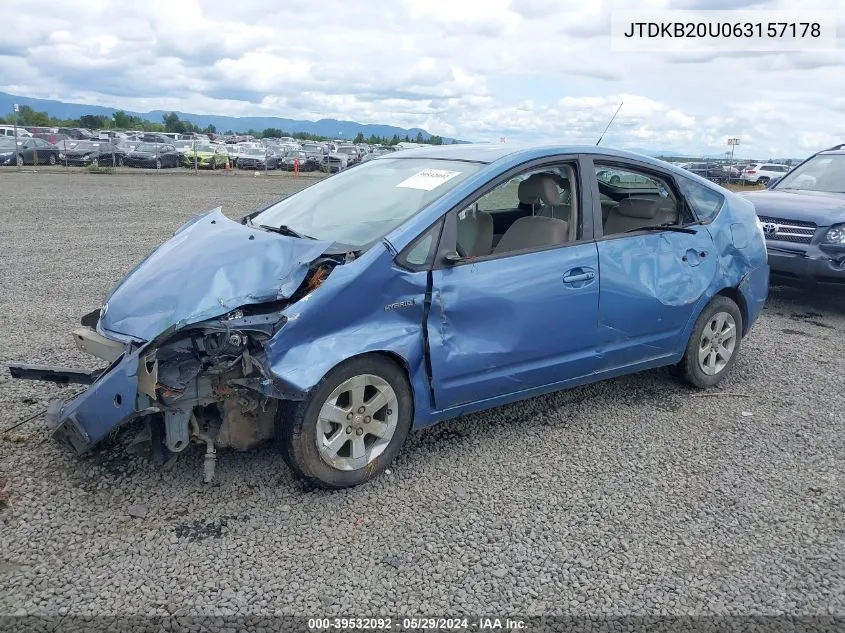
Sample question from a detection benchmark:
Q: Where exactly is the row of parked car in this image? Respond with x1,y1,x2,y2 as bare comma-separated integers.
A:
674,161,793,186
0,126,400,171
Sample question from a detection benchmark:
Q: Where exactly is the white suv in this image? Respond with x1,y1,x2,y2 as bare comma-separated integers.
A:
741,163,791,185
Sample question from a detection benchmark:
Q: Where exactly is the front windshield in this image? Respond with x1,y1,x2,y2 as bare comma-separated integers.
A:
134,143,159,152
776,154,845,193
245,148,266,156
253,158,481,247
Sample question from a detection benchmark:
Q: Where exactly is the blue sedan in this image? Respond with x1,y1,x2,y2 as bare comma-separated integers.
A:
9,145,769,488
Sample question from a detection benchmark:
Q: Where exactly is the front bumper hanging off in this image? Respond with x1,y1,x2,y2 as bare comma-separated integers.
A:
8,331,153,455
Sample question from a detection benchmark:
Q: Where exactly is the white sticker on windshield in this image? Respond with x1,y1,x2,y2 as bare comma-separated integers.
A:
397,169,461,191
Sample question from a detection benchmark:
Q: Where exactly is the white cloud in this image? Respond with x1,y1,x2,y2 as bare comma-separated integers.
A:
0,0,842,155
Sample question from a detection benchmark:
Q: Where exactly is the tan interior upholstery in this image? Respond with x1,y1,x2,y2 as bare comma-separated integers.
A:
457,209,494,256
603,197,677,235
493,216,569,254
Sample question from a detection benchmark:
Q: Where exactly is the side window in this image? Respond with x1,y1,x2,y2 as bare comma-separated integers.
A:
396,218,443,271
675,176,724,222
594,164,682,237
450,163,579,259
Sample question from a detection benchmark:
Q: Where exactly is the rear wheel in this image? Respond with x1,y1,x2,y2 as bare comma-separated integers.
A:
757,176,769,186
17,153,25,166
155,158,162,170
116,156,124,167
90,157,99,167
674,295,743,389
278,355,413,489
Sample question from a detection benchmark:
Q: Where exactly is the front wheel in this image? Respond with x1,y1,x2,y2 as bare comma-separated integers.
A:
155,158,162,169
48,153,57,165
674,295,743,389
278,355,413,489
117,156,124,167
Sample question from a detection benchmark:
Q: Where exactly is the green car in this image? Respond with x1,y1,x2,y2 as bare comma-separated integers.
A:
181,144,229,169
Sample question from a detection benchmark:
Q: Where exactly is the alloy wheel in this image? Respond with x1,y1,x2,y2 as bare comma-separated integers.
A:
698,311,737,376
315,373,399,471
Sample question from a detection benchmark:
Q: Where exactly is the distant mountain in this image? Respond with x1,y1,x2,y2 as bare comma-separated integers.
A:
0,92,463,142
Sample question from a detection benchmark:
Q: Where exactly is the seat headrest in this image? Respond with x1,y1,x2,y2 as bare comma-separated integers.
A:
517,174,559,208
617,197,663,219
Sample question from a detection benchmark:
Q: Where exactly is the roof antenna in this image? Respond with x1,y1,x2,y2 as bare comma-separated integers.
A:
596,101,624,146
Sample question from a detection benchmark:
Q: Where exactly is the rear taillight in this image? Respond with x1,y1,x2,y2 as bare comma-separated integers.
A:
746,170,756,174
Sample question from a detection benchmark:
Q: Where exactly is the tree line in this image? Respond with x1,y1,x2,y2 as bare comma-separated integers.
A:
2,106,447,145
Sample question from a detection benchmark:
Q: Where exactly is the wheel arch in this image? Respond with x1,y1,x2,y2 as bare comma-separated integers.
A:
314,349,416,418
715,286,749,336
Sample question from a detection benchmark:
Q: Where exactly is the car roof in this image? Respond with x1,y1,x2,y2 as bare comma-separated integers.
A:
389,143,685,169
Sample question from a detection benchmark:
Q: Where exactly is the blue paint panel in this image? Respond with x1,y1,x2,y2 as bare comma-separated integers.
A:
427,243,600,409
53,352,141,451
100,209,331,341
595,229,716,368
264,246,432,423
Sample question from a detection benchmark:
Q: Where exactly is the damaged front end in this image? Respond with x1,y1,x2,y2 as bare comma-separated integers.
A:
9,209,346,482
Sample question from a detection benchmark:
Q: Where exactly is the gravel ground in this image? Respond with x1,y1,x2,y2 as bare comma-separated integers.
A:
0,171,843,622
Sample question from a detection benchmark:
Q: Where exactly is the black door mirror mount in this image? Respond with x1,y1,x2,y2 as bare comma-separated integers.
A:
442,251,464,265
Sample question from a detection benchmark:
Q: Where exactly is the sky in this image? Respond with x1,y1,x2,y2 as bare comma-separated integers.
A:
1,0,843,157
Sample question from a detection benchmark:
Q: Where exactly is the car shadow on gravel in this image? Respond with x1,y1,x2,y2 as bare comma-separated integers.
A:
768,284,845,314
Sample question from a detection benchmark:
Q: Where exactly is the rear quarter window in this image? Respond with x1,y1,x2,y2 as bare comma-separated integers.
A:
675,176,725,223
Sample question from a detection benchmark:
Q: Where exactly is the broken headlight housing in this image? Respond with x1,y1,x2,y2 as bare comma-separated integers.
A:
822,223,845,245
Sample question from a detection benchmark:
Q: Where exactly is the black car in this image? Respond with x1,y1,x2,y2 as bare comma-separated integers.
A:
0,137,60,166
58,127,96,140
61,140,127,167
744,143,845,286
141,133,172,144
279,150,317,171
123,143,181,168
681,162,728,184
236,148,278,170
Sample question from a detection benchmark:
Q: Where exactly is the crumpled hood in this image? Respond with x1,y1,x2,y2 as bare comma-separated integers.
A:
743,189,845,225
99,208,331,341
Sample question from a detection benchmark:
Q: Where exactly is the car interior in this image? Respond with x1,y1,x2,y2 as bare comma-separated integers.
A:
595,165,681,236
454,163,686,257
455,165,578,258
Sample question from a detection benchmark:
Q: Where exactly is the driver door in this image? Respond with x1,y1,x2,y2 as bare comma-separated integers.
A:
425,158,601,410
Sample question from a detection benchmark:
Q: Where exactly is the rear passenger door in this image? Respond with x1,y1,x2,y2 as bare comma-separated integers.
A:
426,157,602,410
588,159,718,371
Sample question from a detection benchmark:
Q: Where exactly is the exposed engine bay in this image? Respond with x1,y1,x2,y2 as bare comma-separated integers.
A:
11,254,347,483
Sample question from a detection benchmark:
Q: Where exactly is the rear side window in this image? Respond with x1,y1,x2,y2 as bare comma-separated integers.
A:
676,176,724,222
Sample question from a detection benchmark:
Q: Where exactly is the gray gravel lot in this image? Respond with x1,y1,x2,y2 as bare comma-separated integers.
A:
0,170,843,620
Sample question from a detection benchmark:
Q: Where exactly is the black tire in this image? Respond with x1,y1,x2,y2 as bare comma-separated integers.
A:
17,153,25,166
90,157,99,168
48,153,57,165
277,355,413,489
674,295,743,389
757,176,769,186
117,156,124,167
210,159,216,170
155,158,162,169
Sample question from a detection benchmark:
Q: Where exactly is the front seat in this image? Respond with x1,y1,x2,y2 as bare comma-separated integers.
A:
493,216,569,254
603,197,677,235
517,173,571,223
457,208,494,257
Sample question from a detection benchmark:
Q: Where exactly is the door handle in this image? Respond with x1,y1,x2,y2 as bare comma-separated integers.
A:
563,270,595,283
